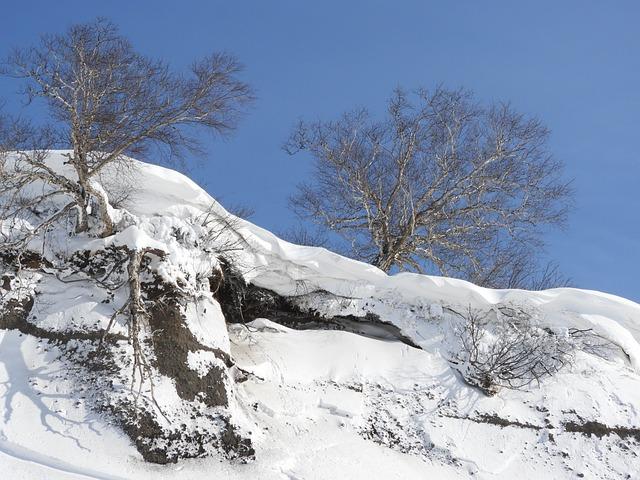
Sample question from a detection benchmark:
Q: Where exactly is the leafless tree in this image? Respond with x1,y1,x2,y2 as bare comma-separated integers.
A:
285,87,572,288
0,19,254,415
1,18,253,238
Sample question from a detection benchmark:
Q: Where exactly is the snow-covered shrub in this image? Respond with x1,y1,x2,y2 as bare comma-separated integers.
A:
449,305,574,395
566,327,624,362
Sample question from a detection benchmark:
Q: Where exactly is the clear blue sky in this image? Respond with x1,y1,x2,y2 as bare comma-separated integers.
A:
1,1,638,301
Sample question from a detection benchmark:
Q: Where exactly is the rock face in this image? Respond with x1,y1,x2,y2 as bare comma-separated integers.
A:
104,272,254,464
0,246,253,464
0,151,257,463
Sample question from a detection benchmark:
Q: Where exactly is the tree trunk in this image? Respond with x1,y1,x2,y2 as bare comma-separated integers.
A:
373,251,394,272
87,183,115,237
73,153,91,234
372,239,397,272
71,153,114,237
74,192,89,233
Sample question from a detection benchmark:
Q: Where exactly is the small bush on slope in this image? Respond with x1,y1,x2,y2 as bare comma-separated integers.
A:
448,303,624,396
449,305,575,395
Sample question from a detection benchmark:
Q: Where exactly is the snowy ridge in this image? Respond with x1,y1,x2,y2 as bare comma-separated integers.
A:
132,157,640,371
0,152,639,479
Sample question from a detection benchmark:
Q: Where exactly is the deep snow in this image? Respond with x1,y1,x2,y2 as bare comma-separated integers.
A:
0,152,639,479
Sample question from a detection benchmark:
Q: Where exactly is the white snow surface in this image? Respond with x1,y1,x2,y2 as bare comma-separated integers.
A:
1,151,639,479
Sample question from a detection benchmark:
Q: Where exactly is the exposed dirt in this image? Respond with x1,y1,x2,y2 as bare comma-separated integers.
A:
0,249,52,269
443,412,544,430
442,411,640,445
102,396,253,464
92,258,255,465
0,252,254,465
0,296,126,344
563,420,640,441
70,245,130,279
144,274,231,408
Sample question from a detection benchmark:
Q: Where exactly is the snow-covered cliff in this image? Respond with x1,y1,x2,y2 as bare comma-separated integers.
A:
0,152,638,479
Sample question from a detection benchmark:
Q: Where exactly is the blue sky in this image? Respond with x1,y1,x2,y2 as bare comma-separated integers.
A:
1,1,638,301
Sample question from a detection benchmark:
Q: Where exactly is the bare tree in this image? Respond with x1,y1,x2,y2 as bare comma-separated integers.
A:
285,87,572,287
0,19,254,414
1,18,253,238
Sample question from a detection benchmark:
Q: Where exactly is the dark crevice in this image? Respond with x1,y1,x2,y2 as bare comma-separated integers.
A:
214,259,421,349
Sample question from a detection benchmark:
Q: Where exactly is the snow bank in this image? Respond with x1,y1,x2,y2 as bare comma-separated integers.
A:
122,152,640,371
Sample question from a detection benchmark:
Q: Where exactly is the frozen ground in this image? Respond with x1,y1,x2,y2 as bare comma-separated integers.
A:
0,152,639,479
